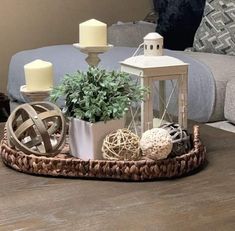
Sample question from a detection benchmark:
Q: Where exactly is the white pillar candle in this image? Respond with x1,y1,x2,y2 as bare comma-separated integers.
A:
24,59,53,91
79,19,107,47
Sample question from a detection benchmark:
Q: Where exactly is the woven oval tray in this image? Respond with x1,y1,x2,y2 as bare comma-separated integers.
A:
0,125,206,181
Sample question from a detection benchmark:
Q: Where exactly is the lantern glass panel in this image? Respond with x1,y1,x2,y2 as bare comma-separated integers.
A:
125,77,179,136
152,79,179,128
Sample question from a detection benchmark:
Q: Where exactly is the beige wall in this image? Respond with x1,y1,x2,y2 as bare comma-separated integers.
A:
0,0,152,93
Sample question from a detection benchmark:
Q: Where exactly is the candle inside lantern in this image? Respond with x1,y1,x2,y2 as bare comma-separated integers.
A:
24,59,53,91
79,19,107,47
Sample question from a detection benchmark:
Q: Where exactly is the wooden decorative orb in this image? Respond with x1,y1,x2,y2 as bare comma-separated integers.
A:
6,102,67,156
102,128,141,161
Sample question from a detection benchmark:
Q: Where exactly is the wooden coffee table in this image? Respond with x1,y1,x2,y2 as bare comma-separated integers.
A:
0,122,234,231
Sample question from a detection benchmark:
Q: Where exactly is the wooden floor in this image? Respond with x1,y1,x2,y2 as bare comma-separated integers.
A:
0,122,234,231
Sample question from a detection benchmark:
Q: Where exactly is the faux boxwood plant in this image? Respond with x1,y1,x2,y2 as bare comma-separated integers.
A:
51,66,146,123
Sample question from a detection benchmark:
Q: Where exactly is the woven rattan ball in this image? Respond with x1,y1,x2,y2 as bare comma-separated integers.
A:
160,123,191,157
102,128,141,161
6,102,67,156
140,128,173,160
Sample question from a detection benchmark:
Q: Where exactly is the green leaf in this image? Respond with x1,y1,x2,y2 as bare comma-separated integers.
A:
50,66,147,123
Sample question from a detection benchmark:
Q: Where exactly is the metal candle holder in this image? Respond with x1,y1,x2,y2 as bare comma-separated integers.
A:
73,43,113,66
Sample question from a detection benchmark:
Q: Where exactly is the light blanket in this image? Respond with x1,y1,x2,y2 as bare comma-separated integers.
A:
8,45,215,122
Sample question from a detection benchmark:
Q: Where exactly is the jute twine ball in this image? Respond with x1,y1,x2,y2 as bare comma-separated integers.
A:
102,128,141,161
140,128,173,160
160,123,191,157
6,102,67,156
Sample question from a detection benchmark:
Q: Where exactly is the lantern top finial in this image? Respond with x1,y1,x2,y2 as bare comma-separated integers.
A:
143,32,163,56
144,32,163,40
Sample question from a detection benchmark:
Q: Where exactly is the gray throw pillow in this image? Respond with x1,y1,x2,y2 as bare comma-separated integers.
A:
193,0,235,55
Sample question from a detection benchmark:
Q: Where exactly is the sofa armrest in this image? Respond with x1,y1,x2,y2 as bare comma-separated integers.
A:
225,79,235,125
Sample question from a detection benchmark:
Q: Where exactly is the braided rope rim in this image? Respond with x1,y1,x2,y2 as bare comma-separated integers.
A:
0,125,206,181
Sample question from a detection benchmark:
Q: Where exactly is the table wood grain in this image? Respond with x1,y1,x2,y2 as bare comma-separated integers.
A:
0,122,234,231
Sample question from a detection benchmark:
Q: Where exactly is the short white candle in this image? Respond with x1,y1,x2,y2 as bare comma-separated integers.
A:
24,59,53,91
79,19,107,47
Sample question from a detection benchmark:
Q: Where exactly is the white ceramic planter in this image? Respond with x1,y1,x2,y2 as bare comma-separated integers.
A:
69,118,124,160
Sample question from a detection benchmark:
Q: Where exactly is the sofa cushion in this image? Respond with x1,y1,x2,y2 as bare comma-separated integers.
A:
193,0,235,55
154,0,205,50
225,79,235,124
186,51,235,121
108,21,156,47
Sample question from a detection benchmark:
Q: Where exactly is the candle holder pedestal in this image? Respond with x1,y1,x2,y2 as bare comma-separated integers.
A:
73,43,113,66
20,85,52,102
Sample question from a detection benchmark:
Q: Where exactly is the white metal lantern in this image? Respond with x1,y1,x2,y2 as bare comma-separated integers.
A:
121,32,188,134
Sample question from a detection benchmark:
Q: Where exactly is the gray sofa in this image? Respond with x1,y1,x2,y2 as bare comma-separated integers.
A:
7,21,235,132
108,21,235,132
186,52,235,132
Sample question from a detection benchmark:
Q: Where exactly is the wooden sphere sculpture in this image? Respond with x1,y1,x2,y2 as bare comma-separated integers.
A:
6,102,67,156
102,129,141,161
140,128,173,160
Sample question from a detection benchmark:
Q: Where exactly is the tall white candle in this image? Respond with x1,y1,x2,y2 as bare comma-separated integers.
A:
79,19,107,47
24,59,53,91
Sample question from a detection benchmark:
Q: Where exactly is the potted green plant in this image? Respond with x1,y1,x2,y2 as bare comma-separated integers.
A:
51,66,146,160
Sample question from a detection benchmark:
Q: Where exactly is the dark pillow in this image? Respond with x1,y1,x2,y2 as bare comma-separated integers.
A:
154,0,206,50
